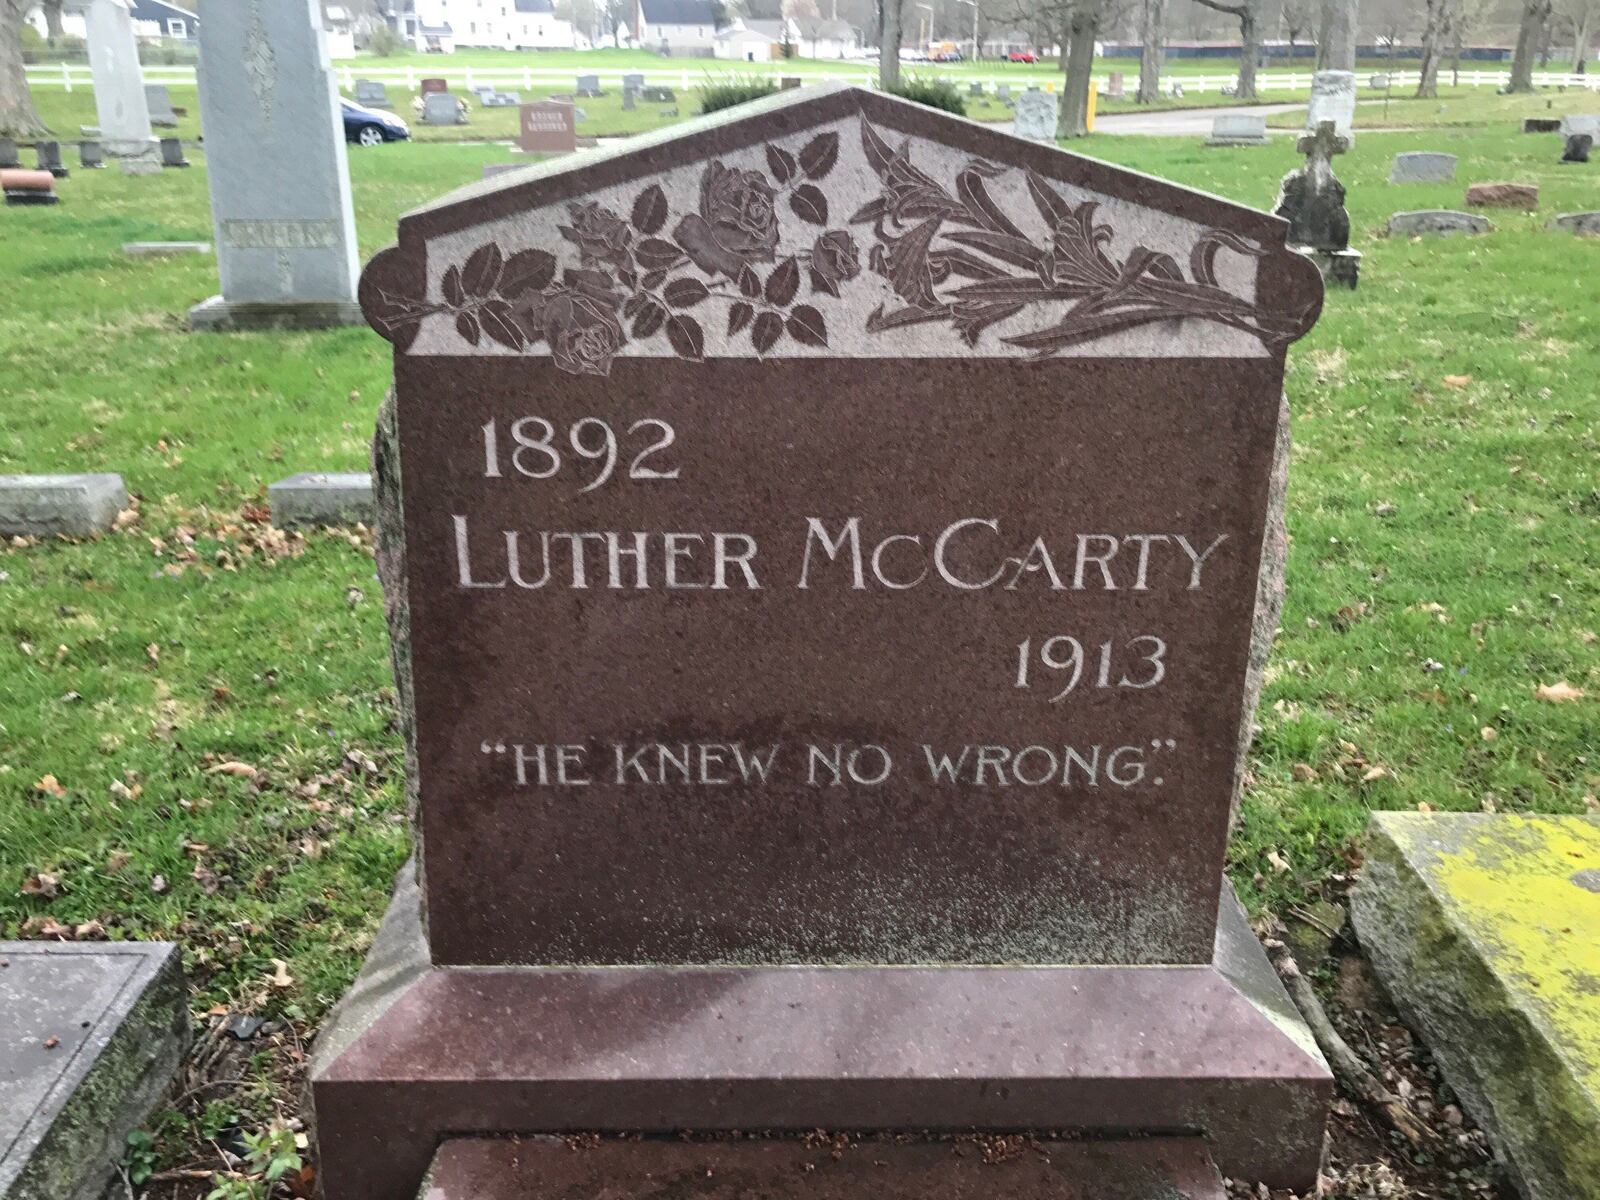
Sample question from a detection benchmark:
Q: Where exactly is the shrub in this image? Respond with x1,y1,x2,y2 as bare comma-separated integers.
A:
368,24,404,57
884,76,966,116
698,75,780,115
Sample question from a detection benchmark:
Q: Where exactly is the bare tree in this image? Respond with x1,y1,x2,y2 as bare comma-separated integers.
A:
1281,0,1314,64
1137,0,1166,103
1508,0,1552,90
1192,0,1262,98
878,0,903,85
1415,0,1448,95
1,0,48,137
1554,0,1598,71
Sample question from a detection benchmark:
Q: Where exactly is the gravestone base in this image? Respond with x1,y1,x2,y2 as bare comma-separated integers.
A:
1294,245,1360,290
268,471,374,527
419,1133,1227,1199
0,473,127,537
309,865,1331,1200
187,295,365,332
106,138,160,164
0,943,188,1200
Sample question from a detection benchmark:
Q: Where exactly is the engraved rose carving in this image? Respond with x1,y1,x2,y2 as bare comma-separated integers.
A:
673,161,780,278
808,230,860,296
512,270,625,377
561,200,634,273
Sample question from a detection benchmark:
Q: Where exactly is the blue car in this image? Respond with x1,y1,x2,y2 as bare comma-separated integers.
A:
341,99,410,146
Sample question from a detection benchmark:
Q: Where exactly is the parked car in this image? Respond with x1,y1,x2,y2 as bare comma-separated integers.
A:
1006,50,1037,62
341,99,410,146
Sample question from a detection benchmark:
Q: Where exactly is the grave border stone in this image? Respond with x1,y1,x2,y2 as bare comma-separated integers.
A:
1388,151,1457,183
0,473,128,536
1206,113,1269,146
1385,209,1492,237
268,471,375,527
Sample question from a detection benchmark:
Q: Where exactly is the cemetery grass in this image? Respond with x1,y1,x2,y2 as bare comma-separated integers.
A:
0,122,1595,1186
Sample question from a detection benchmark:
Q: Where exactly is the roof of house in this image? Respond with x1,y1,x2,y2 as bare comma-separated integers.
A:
814,18,854,39
638,0,721,27
130,0,199,25
513,0,557,13
743,18,790,39
716,23,774,40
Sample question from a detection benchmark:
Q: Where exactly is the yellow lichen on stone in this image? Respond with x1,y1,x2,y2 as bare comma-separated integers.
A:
1407,816,1600,1099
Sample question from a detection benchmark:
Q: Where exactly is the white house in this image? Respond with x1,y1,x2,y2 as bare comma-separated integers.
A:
713,23,776,61
26,0,197,43
633,0,722,54
797,17,856,59
398,0,577,51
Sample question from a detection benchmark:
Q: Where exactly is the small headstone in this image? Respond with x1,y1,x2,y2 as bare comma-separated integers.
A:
996,83,1011,102
1465,181,1538,210
969,82,983,96
81,0,158,163
34,141,68,178
1561,133,1592,163
0,136,18,168
355,79,392,108
0,942,187,1200
659,107,678,118
1305,69,1355,141
1105,71,1125,99
1368,74,1389,88
623,72,645,91
1522,117,1560,133
268,472,374,527
0,168,58,206
1385,210,1491,237
119,157,161,177
421,77,449,94
1547,210,1600,234
622,87,637,112
1558,113,1600,139
1387,151,1456,183
641,85,675,102
145,83,178,127
423,93,466,125
123,240,213,255
1206,113,1268,146
575,74,602,98
781,77,803,89
79,139,106,168
0,473,127,536
517,101,577,154
159,137,190,168
1011,89,1059,142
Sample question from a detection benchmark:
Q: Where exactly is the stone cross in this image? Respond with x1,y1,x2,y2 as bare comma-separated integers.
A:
1296,119,1350,163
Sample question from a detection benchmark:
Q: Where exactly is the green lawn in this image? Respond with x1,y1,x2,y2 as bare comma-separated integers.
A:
1,101,1596,1178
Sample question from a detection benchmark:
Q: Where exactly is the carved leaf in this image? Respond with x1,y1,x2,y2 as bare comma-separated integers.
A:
441,264,464,306
1024,170,1073,231
631,184,669,235
461,243,504,298
635,237,685,271
799,131,840,180
478,298,526,350
859,116,896,177
641,269,669,290
498,248,557,298
1190,228,1265,287
790,183,828,226
455,309,481,346
765,144,797,185
765,257,800,307
663,277,711,308
666,313,705,361
622,292,647,319
728,301,753,336
751,310,784,354
738,265,762,299
849,197,888,225
632,296,668,338
786,305,827,348
809,267,839,297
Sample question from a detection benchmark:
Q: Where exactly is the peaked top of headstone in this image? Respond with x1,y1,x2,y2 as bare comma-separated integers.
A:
361,83,1322,371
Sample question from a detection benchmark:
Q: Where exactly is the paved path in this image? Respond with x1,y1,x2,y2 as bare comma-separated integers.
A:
1091,102,1305,136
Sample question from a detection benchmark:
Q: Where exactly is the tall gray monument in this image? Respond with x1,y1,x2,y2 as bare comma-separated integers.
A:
76,0,158,165
1308,0,1357,141
189,0,361,330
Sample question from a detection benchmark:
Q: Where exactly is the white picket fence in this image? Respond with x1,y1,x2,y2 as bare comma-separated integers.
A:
25,59,1600,96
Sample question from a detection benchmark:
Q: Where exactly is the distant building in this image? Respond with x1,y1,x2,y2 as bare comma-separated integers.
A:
713,23,779,60
634,0,723,54
396,0,578,51
26,0,198,43
799,18,858,59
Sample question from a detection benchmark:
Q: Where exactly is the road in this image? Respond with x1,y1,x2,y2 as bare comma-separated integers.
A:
1089,102,1306,136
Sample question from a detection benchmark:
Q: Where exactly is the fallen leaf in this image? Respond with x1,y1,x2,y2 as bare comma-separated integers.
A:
1584,794,1599,814
20,916,71,938
1291,763,1318,782
34,775,66,798
108,779,137,801
1535,681,1585,703
270,959,295,990
1442,374,1472,388
43,1036,59,1050
1362,765,1390,782
20,872,60,899
105,850,131,873
146,643,160,664
149,874,168,894
1266,848,1291,874
1417,801,1435,813
74,920,105,940
1480,726,1498,742
207,761,259,778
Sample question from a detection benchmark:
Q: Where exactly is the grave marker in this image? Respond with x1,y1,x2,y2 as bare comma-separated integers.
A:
79,0,160,166
315,83,1331,1200
1549,210,1600,234
517,101,578,154
34,141,68,178
1466,181,1537,209
1305,68,1355,141
1206,113,1268,145
354,79,392,108
79,139,106,168
0,473,127,536
159,136,189,168
1562,133,1591,163
1011,88,1059,142
420,77,449,94
576,74,602,97
1386,209,1491,237
144,83,178,127
423,92,465,124
1274,120,1359,288
0,136,18,168
188,0,362,330
1388,151,1456,183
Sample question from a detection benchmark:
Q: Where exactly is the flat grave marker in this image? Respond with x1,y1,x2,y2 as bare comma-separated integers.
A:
1389,151,1456,183
1207,113,1268,145
0,473,127,536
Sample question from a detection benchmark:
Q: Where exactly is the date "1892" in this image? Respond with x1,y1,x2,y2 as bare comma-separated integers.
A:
480,417,679,492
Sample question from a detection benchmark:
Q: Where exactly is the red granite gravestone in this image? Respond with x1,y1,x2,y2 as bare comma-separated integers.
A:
312,83,1331,1200
419,77,448,95
516,100,577,154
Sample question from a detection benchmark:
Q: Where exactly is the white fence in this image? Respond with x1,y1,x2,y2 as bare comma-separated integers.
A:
24,60,1600,96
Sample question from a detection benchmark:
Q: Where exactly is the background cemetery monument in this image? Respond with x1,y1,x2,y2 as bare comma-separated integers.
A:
74,0,159,167
1307,0,1359,141
187,0,362,331
309,83,1332,1199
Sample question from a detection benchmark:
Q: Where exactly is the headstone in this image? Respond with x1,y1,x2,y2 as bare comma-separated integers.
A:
1,168,57,205
1549,210,1600,234
421,77,449,94
1353,814,1600,1200
1387,151,1456,183
1562,132,1592,163
623,72,645,91
314,82,1331,1200
1465,181,1538,209
1559,113,1600,139
80,0,160,165
188,0,362,331
1522,116,1560,132
517,101,578,154
1106,70,1125,98
1206,113,1268,145
1368,73,1389,88
355,78,392,108
119,156,161,176
642,84,675,102
159,136,189,167
622,86,637,111
268,471,374,527
144,82,178,127
1305,68,1356,141
1273,120,1358,289
1385,209,1491,237
0,473,127,535
0,136,17,168
575,74,602,97
123,240,213,255
79,138,106,168
423,92,465,125
996,83,1011,102
968,82,983,96
782,76,803,89
34,141,68,178
1011,88,1059,142
0,942,187,1200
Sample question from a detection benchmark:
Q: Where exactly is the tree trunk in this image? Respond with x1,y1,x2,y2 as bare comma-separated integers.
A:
42,0,63,44
1321,0,1356,71
1508,0,1551,91
1138,0,1166,103
0,0,49,138
1057,7,1098,138
1236,1,1259,99
1415,0,1441,96
877,0,901,87
1576,9,1592,73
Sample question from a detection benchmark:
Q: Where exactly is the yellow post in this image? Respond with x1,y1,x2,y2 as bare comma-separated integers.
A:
1085,82,1097,132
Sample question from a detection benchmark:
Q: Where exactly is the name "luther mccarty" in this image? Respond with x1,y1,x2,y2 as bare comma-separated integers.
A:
450,515,1228,592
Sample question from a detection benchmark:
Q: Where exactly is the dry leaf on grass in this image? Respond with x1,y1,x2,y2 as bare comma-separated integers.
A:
20,872,60,899
34,775,66,798
1442,374,1472,388
1534,681,1584,703
270,959,295,990
207,761,259,778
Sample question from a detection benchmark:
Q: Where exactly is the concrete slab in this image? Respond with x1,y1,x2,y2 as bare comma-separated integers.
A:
420,1134,1226,1199
1353,813,1600,1200
0,474,127,537
0,942,188,1200
122,241,212,256
269,472,374,527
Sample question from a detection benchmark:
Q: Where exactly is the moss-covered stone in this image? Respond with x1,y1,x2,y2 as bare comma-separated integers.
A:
1352,813,1600,1200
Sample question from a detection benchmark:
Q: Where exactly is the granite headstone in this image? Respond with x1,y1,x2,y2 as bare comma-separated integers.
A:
1011,88,1059,142
79,0,159,165
315,83,1331,1200
144,82,178,127
1386,209,1491,237
1206,113,1268,145
1305,68,1355,141
1561,132,1591,163
422,92,464,124
517,101,577,154
1548,210,1600,234
354,79,392,108
420,77,449,94
576,73,602,97
1388,151,1456,183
